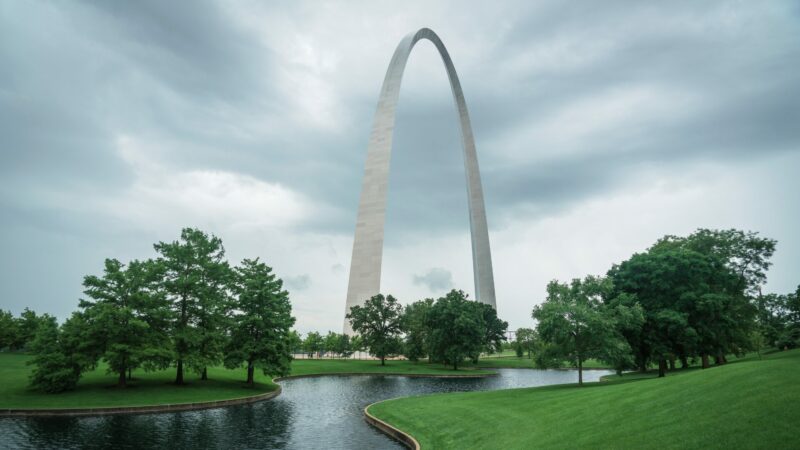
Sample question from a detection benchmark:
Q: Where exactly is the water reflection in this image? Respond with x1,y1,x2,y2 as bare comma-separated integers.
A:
0,369,610,449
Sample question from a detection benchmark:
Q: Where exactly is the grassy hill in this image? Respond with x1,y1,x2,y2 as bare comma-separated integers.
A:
369,349,800,449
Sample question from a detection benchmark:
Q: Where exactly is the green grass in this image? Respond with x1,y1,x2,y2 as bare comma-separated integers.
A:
369,349,800,449
471,356,608,369
291,358,493,377
0,354,491,410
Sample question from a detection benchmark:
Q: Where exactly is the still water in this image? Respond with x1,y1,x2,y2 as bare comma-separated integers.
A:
0,368,611,449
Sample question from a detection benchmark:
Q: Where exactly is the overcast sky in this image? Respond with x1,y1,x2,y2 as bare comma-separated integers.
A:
2,1,799,334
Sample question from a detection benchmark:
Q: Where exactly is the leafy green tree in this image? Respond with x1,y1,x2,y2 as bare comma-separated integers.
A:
514,341,524,357
336,333,354,359
401,299,434,362
475,303,508,360
346,293,403,366
287,330,303,355
80,258,169,387
0,310,19,351
600,298,645,375
154,228,231,384
13,308,48,350
609,244,750,372
426,290,484,370
324,331,340,357
224,258,295,384
303,331,323,358
28,313,97,393
515,328,536,359
533,276,626,384
351,334,364,359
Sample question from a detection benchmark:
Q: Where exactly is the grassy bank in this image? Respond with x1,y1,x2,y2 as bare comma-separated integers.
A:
0,354,491,410
369,349,800,449
472,355,608,370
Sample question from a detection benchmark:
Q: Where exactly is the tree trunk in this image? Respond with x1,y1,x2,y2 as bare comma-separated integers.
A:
658,358,667,378
578,358,583,386
201,367,208,381
381,356,385,366
721,354,728,364
701,354,709,369
680,356,689,369
127,367,132,380
638,356,648,373
118,366,127,388
668,358,676,371
246,361,255,385
176,359,184,385
453,360,458,371
715,351,725,366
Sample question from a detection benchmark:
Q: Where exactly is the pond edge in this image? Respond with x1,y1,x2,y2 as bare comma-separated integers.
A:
364,399,421,450
0,370,495,417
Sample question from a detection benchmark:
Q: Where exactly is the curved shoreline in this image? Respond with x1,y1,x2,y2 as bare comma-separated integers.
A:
0,370,496,418
0,387,282,418
364,399,421,450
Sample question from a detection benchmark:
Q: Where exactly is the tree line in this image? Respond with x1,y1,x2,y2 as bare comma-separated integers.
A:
12,228,296,393
520,228,799,384
344,290,508,369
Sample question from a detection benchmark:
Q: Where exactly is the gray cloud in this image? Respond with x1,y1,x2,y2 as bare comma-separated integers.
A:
413,268,454,293
284,274,312,292
1,1,798,330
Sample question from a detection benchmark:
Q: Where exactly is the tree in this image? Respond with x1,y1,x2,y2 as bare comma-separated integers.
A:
346,293,403,365
426,290,484,370
0,310,19,351
80,258,168,387
533,277,625,385
13,308,48,350
476,303,508,360
401,299,434,362
224,258,295,384
154,228,231,384
515,328,536,359
609,242,752,372
287,330,303,356
303,331,323,358
28,313,97,393
324,331,340,358
336,333,354,359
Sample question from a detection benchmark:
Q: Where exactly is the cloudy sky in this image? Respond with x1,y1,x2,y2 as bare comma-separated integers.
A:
2,1,799,334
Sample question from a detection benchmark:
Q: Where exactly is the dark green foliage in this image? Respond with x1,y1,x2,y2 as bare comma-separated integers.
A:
287,330,303,354
426,290,488,370
347,294,404,365
401,298,434,362
154,228,231,384
1,308,50,351
533,276,639,384
0,310,18,350
336,333,354,358
224,258,295,384
476,302,508,358
80,258,170,387
515,328,536,359
303,331,323,358
28,313,97,393
758,286,800,349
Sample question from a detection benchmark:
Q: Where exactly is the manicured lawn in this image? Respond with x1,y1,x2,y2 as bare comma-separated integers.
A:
471,356,609,370
369,349,800,449
0,354,491,410
291,358,493,377
0,353,277,409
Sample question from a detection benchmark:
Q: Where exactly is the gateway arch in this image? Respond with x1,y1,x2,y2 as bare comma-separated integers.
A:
344,28,495,334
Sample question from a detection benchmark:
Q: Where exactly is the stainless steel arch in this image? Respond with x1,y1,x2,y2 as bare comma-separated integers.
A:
343,28,496,334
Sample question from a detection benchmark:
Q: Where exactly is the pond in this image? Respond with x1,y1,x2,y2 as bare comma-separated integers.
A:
0,368,611,449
